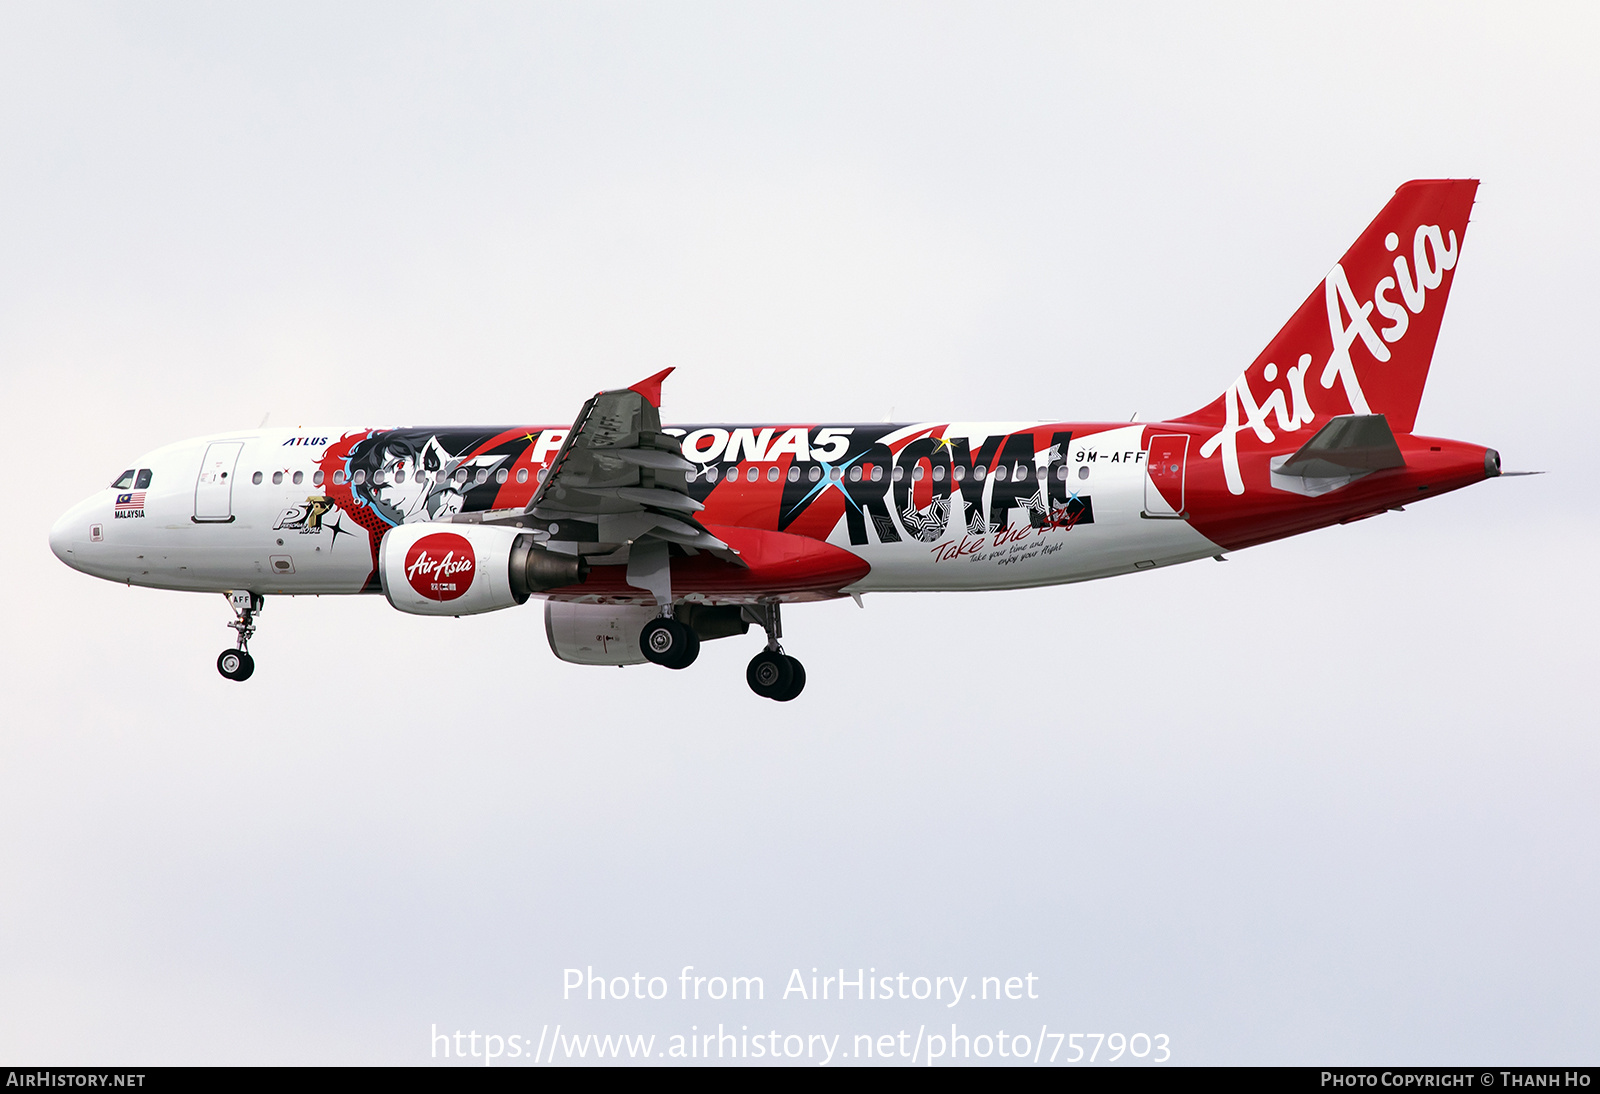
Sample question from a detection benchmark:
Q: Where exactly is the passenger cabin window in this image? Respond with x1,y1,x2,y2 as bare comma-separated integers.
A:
112,470,136,489
352,470,366,485
292,471,304,485
272,472,284,485
134,469,153,489
253,472,263,484
495,468,508,484
313,471,324,486
516,468,528,484
333,470,347,485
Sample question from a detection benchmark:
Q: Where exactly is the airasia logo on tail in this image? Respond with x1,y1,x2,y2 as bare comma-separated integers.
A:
1200,221,1460,495
404,532,476,601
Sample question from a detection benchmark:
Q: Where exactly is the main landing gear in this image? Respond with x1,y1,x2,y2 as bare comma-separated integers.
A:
639,614,700,670
217,591,261,682
744,602,805,703
637,600,806,701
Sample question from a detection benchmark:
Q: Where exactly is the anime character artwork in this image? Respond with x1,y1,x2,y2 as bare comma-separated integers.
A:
347,430,515,524
319,427,547,576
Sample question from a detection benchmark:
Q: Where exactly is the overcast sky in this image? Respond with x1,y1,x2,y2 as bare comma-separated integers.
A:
2,1,1596,1066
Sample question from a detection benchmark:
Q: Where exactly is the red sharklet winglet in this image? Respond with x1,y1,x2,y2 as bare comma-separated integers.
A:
627,367,675,408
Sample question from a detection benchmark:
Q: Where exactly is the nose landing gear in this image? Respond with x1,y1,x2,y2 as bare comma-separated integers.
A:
744,602,805,702
218,591,261,681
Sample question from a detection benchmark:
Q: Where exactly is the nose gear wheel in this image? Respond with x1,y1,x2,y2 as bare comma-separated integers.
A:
217,649,255,681
217,591,263,682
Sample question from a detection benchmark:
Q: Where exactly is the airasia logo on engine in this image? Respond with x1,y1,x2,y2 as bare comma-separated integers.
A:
404,532,476,601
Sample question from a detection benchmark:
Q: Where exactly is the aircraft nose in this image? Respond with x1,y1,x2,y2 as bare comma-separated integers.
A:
49,515,71,567
50,498,97,570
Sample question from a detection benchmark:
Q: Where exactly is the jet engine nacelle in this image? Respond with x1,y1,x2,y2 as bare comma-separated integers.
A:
545,601,656,664
545,601,752,665
379,524,588,617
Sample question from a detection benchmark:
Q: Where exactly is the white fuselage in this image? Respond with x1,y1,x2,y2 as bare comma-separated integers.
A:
50,424,1225,600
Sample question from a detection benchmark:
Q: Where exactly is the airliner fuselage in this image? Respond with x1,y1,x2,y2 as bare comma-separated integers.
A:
52,419,1491,599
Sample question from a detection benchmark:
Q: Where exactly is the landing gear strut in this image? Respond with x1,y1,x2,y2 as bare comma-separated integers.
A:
218,591,261,682
744,602,805,702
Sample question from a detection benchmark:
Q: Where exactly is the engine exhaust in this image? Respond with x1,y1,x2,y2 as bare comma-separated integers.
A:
509,535,590,600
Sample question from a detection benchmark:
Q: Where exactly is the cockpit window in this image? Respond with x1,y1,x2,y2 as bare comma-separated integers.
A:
112,470,136,489
134,469,153,489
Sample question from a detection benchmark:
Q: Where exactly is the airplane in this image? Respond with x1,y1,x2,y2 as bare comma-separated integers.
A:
50,179,1514,701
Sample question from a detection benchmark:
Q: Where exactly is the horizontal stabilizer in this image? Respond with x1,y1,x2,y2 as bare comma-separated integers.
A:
1277,415,1405,478
1268,414,1405,498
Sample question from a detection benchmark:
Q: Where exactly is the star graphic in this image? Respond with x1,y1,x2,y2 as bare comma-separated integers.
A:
326,515,356,553
781,451,872,522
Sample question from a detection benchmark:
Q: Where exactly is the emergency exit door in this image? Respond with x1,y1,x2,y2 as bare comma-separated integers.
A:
194,441,243,523
1143,434,1189,518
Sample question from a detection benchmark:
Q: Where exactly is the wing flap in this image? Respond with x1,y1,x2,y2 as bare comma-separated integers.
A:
615,448,696,472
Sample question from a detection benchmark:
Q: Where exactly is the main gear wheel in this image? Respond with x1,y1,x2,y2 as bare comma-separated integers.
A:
747,651,805,701
640,616,700,669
